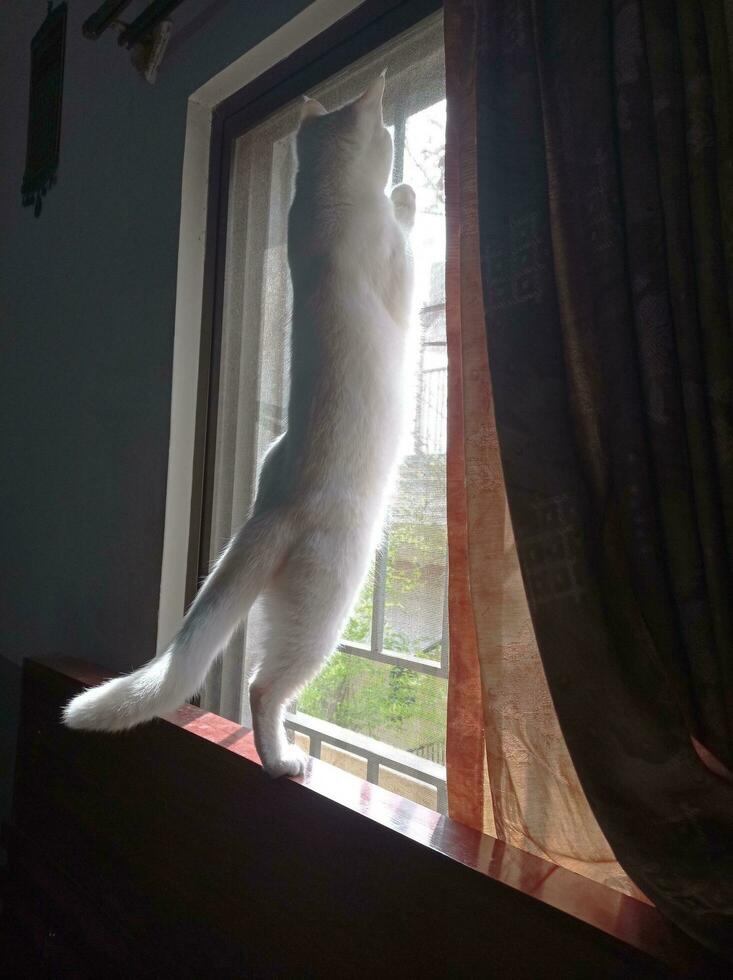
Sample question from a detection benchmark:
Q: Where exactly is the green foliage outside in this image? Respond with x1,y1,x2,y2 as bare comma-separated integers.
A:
298,456,448,760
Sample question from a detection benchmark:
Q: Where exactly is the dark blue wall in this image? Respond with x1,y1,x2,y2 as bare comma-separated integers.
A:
0,0,312,825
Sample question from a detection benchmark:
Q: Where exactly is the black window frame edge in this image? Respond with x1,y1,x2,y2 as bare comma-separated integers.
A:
186,0,442,606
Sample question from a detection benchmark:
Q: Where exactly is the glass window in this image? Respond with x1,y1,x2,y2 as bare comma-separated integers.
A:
205,12,447,811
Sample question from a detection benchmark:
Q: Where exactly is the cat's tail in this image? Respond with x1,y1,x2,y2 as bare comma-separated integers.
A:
62,510,292,732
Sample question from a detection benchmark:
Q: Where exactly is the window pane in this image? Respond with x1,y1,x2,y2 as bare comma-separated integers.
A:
207,12,447,809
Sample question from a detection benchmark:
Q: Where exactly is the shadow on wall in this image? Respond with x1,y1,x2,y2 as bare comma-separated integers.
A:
0,657,22,841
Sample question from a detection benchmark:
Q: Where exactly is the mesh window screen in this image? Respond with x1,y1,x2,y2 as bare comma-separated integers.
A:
204,12,447,803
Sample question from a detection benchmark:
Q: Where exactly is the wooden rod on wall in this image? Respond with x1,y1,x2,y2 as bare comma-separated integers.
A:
117,0,188,48
82,0,135,39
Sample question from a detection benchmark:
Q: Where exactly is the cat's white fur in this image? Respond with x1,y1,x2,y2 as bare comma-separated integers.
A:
62,75,416,778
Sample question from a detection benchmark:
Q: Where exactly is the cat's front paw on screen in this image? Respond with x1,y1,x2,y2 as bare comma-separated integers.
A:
391,182,416,230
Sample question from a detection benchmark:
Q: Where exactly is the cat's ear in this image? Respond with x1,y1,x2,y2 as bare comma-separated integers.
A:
300,95,327,120
355,71,386,111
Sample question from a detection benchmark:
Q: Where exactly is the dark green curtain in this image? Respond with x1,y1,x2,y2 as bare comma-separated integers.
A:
458,0,733,956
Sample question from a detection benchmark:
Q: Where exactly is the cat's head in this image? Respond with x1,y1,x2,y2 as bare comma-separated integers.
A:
295,74,393,191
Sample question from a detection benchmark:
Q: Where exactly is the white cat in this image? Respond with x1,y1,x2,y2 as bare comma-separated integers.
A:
63,75,417,778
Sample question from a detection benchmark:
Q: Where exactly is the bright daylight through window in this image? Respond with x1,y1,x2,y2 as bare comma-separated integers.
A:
204,13,448,811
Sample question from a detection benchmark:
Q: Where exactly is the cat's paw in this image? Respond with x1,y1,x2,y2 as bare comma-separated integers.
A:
262,744,308,779
391,183,416,230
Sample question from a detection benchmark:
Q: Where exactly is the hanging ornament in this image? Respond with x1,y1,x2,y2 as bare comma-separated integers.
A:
22,2,67,217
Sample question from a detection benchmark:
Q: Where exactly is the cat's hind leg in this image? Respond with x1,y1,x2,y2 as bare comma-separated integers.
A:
248,535,366,778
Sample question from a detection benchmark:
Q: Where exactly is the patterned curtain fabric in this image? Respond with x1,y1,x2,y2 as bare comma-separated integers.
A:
444,0,642,898
444,0,733,957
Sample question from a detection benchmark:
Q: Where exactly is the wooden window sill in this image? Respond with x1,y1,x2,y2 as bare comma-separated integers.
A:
4,656,721,978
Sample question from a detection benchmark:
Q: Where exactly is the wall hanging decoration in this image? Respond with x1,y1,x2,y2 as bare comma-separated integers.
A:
22,2,68,216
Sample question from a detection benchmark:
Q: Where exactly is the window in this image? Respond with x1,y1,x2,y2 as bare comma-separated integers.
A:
196,9,447,811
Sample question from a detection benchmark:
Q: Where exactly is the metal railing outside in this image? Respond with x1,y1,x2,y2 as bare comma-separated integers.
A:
285,710,447,814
